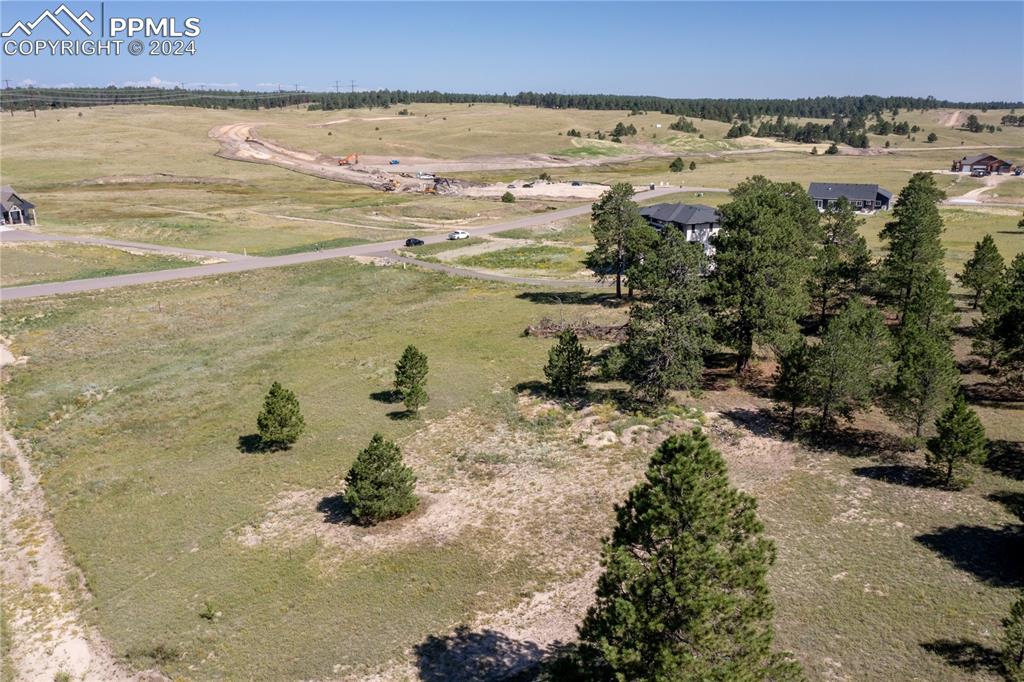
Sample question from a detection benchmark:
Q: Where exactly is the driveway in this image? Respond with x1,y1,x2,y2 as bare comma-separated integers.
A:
0,187,683,301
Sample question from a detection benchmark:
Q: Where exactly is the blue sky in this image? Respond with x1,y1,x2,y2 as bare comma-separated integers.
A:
2,1,1022,100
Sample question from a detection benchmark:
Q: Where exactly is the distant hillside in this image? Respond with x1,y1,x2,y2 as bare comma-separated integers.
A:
1,87,1020,123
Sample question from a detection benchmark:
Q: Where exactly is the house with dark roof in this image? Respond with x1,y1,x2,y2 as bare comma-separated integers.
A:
1,186,36,227
639,203,722,257
808,182,892,213
951,153,1014,175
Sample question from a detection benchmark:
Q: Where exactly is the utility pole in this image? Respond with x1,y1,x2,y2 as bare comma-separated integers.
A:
349,79,357,94
334,80,340,94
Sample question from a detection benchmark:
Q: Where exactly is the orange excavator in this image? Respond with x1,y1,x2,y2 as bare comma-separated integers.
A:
338,153,359,166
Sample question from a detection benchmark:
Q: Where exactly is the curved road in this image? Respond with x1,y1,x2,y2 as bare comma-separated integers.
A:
0,187,684,301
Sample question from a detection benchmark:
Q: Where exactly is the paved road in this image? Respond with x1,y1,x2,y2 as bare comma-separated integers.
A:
0,187,683,301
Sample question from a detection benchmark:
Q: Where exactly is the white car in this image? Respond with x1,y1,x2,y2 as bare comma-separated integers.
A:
447,230,470,240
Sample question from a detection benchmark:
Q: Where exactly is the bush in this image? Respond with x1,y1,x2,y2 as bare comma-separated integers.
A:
669,157,685,173
824,142,840,155
394,345,429,413
544,329,589,398
501,191,516,203
926,394,987,488
344,434,418,524
256,382,305,449
926,132,938,143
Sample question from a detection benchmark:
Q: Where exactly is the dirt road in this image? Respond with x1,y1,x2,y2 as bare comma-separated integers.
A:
0,345,148,681
0,187,683,301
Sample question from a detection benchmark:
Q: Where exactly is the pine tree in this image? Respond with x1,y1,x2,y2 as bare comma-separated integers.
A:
876,173,947,326
925,394,987,488
711,176,820,372
956,234,1004,309
689,160,697,171
773,341,815,438
394,345,429,413
808,197,872,325
905,265,958,338
256,382,305,450
344,434,418,524
578,430,802,682
544,329,589,398
621,229,714,406
585,183,659,298
886,317,959,439
669,157,685,172
1004,590,1024,682
808,299,893,429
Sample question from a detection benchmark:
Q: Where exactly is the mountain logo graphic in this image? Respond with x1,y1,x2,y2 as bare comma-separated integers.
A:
2,4,95,37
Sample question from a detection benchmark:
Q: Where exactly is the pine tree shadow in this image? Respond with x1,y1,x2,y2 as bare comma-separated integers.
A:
370,389,402,404
915,524,1024,587
316,494,355,524
414,626,547,682
515,291,621,308
236,433,287,453
989,490,1024,522
720,408,777,438
852,464,937,488
920,639,1002,675
985,440,1024,480
386,409,418,421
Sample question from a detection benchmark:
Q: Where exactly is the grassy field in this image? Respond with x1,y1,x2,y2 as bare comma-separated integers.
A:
453,244,587,276
0,241,193,287
1,256,1021,680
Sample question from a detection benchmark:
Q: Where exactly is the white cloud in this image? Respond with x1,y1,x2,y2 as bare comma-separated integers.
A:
18,78,36,87
122,75,171,87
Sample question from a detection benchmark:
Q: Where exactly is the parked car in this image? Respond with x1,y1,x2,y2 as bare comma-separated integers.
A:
571,181,582,186
507,184,516,189
404,238,424,247
971,169,988,177
447,230,470,240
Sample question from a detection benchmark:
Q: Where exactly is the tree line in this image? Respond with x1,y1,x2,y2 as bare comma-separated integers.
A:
1,87,1019,122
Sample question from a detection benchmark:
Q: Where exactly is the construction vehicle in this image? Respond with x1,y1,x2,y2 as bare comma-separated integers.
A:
381,178,399,192
338,153,359,166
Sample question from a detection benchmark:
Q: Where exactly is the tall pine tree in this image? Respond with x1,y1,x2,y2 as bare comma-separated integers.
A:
585,183,659,298
885,316,959,439
344,434,418,524
712,176,820,372
621,229,714,406
808,197,872,326
578,430,802,682
544,329,589,398
876,172,947,326
394,345,429,413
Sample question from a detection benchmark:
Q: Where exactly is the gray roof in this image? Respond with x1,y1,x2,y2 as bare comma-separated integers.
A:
961,153,1001,165
808,182,891,203
640,203,720,226
1,185,34,211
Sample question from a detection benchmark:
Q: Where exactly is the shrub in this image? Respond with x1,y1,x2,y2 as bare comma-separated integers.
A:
501,191,516,203
256,382,305,449
926,394,987,488
344,434,418,524
825,143,840,155
544,329,589,398
669,157,685,173
926,132,938,143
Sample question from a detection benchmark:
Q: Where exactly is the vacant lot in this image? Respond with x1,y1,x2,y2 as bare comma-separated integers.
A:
1,252,1021,680
0,241,193,287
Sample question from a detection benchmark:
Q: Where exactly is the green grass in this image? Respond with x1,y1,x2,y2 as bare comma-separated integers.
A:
0,242,193,287
454,245,586,275
403,237,485,257
252,236,370,256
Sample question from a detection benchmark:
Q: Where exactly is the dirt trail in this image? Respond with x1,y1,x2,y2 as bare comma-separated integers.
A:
938,110,967,128
0,345,155,681
947,173,1022,205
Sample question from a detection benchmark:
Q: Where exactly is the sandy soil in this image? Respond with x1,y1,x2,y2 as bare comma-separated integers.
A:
0,345,157,681
937,110,968,128
947,173,1023,205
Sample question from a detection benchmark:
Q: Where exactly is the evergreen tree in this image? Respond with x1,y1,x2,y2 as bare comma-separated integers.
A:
808,197,872,325
622,230,714,406
926,132,938,143
993,254,1024,383
1004,590,1024,682
808,299,892,428
711,176,820,372
344,434,419,524
394,345,429,413
773,341,815,438
956,234,1004,309
885,317,959,439
876,173,947,325
256,382,305,449
905,265,958,338
544,329,589,398
689,160,697,171
669,157,685,172
578,431,802,682
585,183,659,298
925,394,987,488
824,143,839,155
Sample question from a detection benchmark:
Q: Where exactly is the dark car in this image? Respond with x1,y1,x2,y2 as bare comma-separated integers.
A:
405,238,425,247
571,181,582,186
